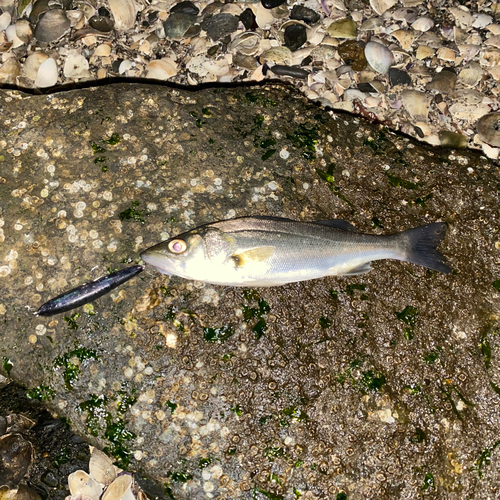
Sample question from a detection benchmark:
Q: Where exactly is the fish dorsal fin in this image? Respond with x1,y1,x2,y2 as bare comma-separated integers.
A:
232,246,275,268
344,262,372,275
314,219,358,232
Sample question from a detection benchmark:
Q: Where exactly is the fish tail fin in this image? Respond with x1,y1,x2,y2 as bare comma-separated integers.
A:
399,222,451,274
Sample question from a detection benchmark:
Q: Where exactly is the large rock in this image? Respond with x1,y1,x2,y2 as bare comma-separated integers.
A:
1,83,500,499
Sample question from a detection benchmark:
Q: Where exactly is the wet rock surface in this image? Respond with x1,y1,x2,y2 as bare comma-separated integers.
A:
1,83,500,499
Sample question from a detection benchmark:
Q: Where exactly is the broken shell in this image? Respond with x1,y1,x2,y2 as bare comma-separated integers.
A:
480,48,500,67
22,52,49,80
89,447,116,486
458,62,483,88
477,112,500,147
63,51,90,78
34,56,58,87
34,8,70,42
473,13,493,29
401,89,432,122
101,474,134,500
145,58,178,80
0,433,34,486
255,3,274,31
261,46,292,66
229,32,261,56
369,0,397,16
391,29,415,51
16,19,33,43
411,17,434,32
68,470,103,499
327,18,357,39
93,43,111,56
450,6,474,29
108,0,136,31
436,47,456,62
364,41,393,74
0,12,11,31
0,57,20,84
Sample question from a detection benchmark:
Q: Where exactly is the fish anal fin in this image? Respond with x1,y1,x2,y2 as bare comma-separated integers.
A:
344,262,372,275
314,219,358,232
232,246,275,268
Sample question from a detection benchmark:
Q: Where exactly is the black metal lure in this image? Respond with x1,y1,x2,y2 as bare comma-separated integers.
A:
34,265,145,317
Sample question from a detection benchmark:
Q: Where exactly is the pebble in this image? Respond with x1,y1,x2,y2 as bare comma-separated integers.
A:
239,8,256,30
290,5,320,25
270,64,309,79
389,68,411,87
170,1,200,16
284,24,307,52
327,18,357,39
89,15,114,32
426,68,457,92
163,13,197,39
261,0,287,10
338,40,367,71
0,433,34,486
201,13,239,41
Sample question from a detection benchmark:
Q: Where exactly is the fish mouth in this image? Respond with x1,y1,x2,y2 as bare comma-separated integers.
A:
140,251,173,275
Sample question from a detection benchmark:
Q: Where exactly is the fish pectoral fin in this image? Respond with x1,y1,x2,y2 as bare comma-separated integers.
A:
313,219,358,232
343,262,373,275
232,246,275,268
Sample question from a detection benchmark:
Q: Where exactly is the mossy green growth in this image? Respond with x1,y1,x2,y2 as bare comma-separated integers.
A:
230,404,242,416
64,312,81,330
410,428,426,443
264,446,286,462
345,283,366,296
169,471,193,483
480,332,492,369
286,123,319,160
202,107,212,116
118,201,151,223
319,316,332,329
474,439,500,478
336,492,347,500
423,350,440,364
262,149,277,161
242,292,270,340
104,133,120,145
92,142,106,154
371,216,383,228
395,306,418,327
26,385,56,402
244,92,277,107
422,472,435,491
282,406,309,422
203,325,235,343
386,172,420,190
2,357,13,376
78,394,109,437
360,370,386,391
54,346,99,390
253,488,284,500
166,400,177,414
493,279,500,292
199,457,211,468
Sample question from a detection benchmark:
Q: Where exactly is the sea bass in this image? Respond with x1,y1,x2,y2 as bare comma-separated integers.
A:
140,216,450,286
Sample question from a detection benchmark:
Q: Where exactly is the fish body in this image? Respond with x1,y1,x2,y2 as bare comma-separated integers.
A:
140,216,450,286
35,265,145,316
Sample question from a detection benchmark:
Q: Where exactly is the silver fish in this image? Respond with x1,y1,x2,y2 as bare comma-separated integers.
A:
140,216,450,286
35,265,145,316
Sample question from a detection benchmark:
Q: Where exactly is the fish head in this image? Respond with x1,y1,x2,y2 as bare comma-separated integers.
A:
140,227,234,280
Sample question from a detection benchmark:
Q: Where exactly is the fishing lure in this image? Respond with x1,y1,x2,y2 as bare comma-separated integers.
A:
35,265,145,317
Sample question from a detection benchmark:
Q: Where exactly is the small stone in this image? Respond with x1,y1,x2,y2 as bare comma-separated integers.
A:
438,131,468,149
163,12,197,39
201,13,239,41
233,53,259,70
0,433,34,487
284,24,307,52
261,0,286,9
170,1,199,15
338,40,366,71
290,5,320,25
239,8,256,31
270,64,309,79
426,68,457,93
89,15,114,32
327,18,357,39
477,112,500,147
42,470,59,488
389,68,411,87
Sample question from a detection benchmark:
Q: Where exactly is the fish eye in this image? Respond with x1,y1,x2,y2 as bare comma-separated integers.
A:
168,239,187,254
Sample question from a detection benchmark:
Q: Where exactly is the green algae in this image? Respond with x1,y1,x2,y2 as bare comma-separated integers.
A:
203,325,235,343
360,370,386,392
242,293,270,340
2,357,12,376
386,172,420,190
319,316,332,329
26,384,56,402
264,446,286,462
119,201,151,223
54,346,99,390
104,133,120,145
253,487,284,500
474,439,500,478
199,457,211,468
422,472,435,491
166,400,177,414
493,280,500,292
230,404,242,416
